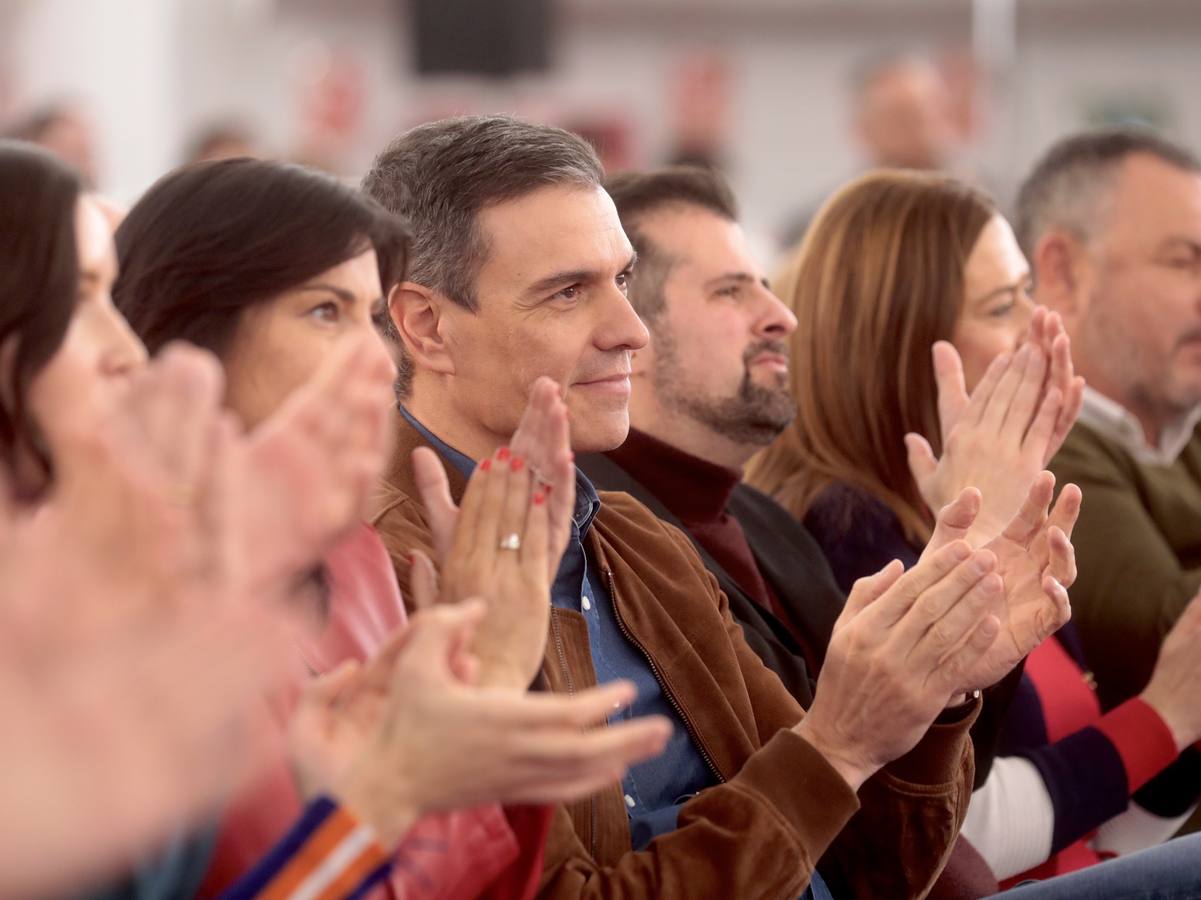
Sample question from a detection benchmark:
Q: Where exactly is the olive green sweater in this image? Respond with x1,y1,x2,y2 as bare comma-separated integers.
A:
1050,421,1201,709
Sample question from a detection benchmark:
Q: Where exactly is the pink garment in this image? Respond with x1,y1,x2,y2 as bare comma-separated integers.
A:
198,523,528,900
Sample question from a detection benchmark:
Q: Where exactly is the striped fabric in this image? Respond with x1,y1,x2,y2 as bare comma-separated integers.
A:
222,797,391,900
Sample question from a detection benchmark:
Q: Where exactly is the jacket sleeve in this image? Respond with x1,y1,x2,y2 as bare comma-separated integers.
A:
669,530,978,900
1050,450,1201,708
375,499,862,899
537,728,862,900
666,525,979,900
219,797,391,900
374,498,972,900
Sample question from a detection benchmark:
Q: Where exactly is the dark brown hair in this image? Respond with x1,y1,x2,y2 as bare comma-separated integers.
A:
746,169,996,542
114,158,409,358
0,140,84,497
604,166,739,321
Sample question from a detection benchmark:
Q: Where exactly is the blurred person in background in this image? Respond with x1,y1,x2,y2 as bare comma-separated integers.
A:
112,156,671,900
749,168,1201,890
853,53,959,172
7,99,100,186
183,122,260,166
1019,127,1201,838
777,52,961,251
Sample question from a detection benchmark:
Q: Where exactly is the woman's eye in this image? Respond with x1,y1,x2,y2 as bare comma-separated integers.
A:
988,302,1015,319
308,301,340,323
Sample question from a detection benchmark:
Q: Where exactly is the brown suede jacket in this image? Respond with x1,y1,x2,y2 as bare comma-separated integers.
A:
371,415,978,900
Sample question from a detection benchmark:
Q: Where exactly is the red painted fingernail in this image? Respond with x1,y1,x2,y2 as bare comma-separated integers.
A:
511,455,525,472
497,447,511,462
533,491,545,506
480,458,492,472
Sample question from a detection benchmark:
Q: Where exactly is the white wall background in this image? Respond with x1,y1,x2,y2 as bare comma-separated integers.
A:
5,0,1201,241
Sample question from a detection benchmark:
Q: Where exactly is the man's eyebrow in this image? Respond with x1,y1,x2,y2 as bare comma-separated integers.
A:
525,251,638,296
703,271,769,290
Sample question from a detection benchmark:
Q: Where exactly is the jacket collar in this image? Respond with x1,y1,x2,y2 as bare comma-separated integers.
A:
376,405,469,512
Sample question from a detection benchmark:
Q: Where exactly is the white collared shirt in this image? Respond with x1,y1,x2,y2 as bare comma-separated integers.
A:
1076,386,1201,467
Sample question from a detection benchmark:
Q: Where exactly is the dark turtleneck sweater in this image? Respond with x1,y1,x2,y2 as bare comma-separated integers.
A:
605,428,808,651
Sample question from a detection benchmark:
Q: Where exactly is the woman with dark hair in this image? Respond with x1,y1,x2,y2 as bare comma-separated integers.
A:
749,169,1201,890
0,141,146,499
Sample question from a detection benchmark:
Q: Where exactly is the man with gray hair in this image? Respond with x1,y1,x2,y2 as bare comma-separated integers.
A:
1018,127,1201,837
356,113,1090,899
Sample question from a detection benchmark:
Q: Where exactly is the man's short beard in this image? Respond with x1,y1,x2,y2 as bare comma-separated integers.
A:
652,326,796,447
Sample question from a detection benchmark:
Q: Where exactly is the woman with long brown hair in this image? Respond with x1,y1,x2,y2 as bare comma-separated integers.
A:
748,169,1201,888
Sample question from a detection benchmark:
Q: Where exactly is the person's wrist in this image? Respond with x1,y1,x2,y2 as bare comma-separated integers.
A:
1139,690,1193,752
475,655,536,691
792,717,875,792
335,762,420,850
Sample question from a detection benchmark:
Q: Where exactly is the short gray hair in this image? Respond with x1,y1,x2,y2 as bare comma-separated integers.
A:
1015,127,1201,255
361,114,602,322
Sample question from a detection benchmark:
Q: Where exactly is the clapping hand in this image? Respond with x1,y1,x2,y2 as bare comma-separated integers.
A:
905,307,1085,547
412,379,575,689
794,489,1004,791
289,573,671,848
922,471,1080,690
0,347,298,899
241,332,396,591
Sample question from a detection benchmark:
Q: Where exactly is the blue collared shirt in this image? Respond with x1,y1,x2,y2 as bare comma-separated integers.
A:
399,407,833,899
399,407,712,844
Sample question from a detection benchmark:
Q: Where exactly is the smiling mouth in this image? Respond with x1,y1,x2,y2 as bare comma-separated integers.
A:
577,373,631,385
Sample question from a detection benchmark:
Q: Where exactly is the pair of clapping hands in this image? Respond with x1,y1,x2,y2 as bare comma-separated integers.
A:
289,377,669,851
796,309,1089,790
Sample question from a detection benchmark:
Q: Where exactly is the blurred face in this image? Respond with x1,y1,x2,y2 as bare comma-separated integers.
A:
857,62,956,171
1074,155,1201,420
952,215,1035,392
222,249,386,429
37,111,98,187
435,184,649,454
27,195,148,449
634,205,797,448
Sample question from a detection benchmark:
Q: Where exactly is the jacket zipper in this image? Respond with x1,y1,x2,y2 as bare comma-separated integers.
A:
551,610,598,855
549,612,576,695
605,568,725,785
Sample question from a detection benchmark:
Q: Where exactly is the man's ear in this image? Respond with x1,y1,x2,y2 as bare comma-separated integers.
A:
1032,230,1089,323
389,280,456,377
